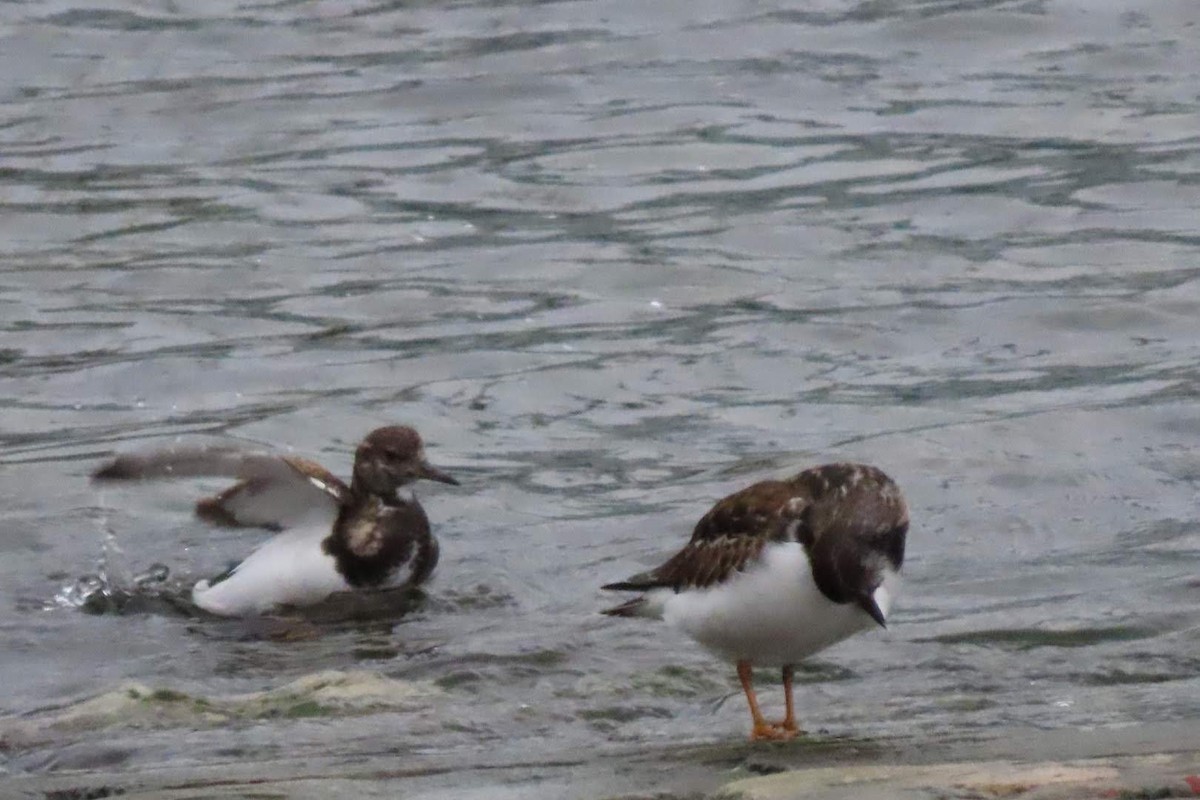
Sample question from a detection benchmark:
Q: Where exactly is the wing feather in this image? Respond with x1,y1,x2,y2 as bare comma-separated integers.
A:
603,480,800,592
601,464,908,601
93,447,349,531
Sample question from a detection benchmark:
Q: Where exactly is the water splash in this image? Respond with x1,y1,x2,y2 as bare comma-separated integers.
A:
134,563,171,587
52,495,185,614
53,563,175,615
53,572,108,611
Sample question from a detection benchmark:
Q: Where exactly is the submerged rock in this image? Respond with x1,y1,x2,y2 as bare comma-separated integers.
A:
1,669,441,748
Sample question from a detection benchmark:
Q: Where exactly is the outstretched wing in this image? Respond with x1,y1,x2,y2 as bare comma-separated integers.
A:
602,480,799,593
93,447,349,531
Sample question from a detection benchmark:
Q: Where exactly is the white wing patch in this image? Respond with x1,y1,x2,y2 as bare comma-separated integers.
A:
308,475,338,496
217,478,340,531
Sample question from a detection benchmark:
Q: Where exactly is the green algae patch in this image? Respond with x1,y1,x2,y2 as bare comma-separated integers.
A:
924,625,1156,651
632,664,727,699
0,670,442,747
569,663,728,702
283,700,330,719
1082,669,1187,687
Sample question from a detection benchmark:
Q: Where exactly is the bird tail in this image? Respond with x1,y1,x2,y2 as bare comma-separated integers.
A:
599,567,661,593
600,588,668,619
600,568,669,618
601,596,649,617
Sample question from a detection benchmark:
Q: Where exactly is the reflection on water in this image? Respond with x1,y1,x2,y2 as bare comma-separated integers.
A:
2,0,1199,795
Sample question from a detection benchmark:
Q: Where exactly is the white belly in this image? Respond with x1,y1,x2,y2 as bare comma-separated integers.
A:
191,529,350,617
661,542,897,667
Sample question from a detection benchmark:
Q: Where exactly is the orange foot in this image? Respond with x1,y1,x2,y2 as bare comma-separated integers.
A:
750,722,800,742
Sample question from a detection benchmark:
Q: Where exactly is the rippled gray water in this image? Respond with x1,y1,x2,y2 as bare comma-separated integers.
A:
2,0,1199,796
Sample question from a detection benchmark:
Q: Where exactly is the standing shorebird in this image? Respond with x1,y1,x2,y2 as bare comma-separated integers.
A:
93,425,459,617
602,463,908,741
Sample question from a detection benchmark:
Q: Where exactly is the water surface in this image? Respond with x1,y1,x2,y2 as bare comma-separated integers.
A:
2,0,1199,796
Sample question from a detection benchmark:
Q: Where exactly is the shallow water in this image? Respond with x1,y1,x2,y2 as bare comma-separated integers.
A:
2,0,1199,795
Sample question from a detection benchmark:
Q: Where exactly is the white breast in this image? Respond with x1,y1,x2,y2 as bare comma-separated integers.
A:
660,541,897,667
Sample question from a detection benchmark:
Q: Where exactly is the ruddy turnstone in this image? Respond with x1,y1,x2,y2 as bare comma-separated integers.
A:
92,426,459,617
602,463,907,741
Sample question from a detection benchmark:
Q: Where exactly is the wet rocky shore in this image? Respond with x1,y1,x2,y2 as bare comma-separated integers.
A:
8,690,1197,800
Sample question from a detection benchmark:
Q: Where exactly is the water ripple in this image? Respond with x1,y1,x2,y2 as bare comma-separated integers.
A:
2,0,1199,791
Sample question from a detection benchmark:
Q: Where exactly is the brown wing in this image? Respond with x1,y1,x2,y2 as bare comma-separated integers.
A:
601,463,908,607
93,447,350,531
194,456,349,530
603,480,801,592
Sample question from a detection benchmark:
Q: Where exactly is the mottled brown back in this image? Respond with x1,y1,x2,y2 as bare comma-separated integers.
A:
602,463,908,610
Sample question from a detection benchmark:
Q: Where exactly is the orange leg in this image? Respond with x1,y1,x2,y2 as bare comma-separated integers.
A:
737,661,797,741
777,665,801,734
